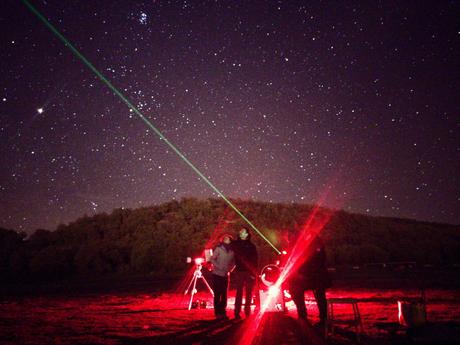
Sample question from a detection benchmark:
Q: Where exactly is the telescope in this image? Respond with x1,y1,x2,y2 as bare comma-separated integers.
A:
259,263,286,312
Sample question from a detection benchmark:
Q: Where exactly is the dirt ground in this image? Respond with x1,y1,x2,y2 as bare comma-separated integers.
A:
1,284,460,345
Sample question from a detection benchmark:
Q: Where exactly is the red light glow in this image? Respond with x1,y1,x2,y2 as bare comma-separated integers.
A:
277,205,334,291
235,199,336,345
268,286,280,298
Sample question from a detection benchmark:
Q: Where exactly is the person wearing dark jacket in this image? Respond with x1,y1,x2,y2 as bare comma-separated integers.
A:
231,228,258,319
288,234,331,324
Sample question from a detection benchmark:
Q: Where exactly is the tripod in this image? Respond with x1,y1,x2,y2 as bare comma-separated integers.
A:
184,262,214,310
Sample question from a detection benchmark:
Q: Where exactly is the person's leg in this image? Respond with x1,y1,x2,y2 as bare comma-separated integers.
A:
212,274,222,317
222,275,228,315
234,272,243,318
313,288,327,322
289,282,307,319
253,277,261,312
244,273,255,316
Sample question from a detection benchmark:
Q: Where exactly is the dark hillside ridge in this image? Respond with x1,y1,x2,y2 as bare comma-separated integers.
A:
1,198,458,283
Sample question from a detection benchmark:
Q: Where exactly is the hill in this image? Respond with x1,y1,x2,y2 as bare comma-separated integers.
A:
1,198,459,283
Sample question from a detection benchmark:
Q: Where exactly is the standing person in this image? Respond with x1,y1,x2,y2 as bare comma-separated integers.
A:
288,234,331,326
210,234,235,320
232,228,258,319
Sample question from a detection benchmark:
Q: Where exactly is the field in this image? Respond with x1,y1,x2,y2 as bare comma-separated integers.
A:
1,278,459,345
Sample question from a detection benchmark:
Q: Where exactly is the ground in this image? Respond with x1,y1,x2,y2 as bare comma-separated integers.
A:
1,283,459,345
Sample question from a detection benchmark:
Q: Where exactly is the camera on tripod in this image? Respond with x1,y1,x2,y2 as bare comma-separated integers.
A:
186,248,213,266
184,249,214,310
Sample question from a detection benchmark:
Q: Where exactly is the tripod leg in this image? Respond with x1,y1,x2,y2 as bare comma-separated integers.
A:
188,275,198,310
185,273,195,295
201,276,214,296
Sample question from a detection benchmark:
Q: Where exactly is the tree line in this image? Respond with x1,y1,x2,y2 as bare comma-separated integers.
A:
1,198,459,282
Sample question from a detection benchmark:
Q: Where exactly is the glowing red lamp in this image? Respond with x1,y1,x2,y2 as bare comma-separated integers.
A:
268,285,281,298
194,258,204,265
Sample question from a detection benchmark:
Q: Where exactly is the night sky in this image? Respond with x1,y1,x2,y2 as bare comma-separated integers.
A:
1,1,458,233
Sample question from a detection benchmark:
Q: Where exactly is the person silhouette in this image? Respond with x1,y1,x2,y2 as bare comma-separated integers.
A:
231,228,258,319
288,234,331,325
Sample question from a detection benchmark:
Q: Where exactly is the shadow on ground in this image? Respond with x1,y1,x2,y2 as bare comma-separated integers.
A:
114,313,326,345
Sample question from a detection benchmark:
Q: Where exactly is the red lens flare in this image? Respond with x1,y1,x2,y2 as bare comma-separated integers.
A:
235,200,336,345
277,205,334,288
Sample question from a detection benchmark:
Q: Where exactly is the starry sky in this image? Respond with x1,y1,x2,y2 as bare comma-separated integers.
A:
1,1,458,233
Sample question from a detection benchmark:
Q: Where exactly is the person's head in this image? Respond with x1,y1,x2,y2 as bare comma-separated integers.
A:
221,234,233,244
239,228,250,240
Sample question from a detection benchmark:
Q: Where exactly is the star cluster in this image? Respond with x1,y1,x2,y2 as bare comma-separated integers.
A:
0,1,458,232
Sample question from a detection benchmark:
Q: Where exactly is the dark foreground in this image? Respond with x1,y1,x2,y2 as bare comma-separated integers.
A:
1,284,460,345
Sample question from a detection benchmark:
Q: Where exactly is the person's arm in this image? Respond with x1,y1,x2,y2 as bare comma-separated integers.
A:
251,244,258,276
319,244,327,269
230,252,236,272
210,246,220,266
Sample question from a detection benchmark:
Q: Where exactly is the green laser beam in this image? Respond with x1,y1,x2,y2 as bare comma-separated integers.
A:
22,0,281,254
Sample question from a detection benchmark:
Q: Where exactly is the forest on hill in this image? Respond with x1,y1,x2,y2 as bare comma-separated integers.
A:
1,198,459,283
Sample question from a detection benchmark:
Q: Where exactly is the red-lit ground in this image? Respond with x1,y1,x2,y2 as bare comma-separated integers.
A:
1,287,459,345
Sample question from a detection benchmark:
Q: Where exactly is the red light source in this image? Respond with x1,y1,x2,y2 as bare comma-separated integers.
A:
260,264,281,287
268,285,280,298
194,258,204,265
